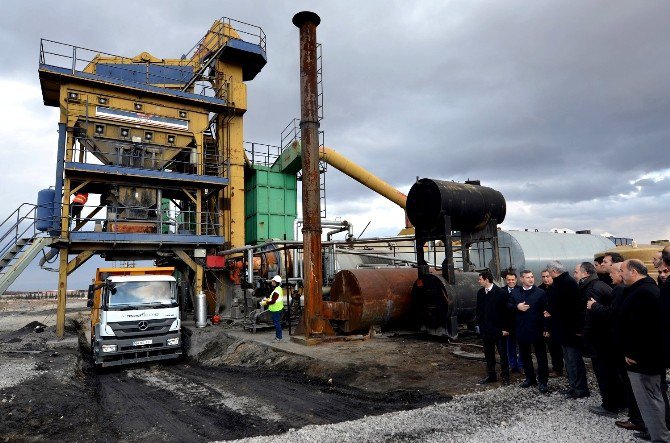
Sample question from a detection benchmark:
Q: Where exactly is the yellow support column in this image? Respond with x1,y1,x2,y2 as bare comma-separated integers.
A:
56,115,76,337
59,129,75,237
196,189,202,235
56,248,68,338
215,61,246,250
225,115,245,249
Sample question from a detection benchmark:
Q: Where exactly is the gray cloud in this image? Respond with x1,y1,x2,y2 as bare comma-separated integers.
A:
2,0,670,289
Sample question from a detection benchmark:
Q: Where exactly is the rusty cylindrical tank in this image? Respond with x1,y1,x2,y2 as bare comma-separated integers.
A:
411,271,480,339
324,268,417,333
406,178,506,232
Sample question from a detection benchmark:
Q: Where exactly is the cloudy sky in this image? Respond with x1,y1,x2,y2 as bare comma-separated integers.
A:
1,0,669,290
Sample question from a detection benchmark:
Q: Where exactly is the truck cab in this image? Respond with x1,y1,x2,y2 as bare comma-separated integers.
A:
89,267,182,367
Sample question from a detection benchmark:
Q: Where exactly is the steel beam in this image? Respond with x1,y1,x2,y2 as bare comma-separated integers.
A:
56,248,68,338
66,250,95,275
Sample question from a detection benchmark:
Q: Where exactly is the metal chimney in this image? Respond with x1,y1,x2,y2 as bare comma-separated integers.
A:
293,11,333,338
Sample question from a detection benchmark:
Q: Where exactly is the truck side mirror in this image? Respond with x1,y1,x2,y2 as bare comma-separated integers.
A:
87,284,94,308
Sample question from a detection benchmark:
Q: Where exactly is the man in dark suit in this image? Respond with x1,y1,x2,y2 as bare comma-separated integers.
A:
502,269,523,373
545,260,589,399
589,262,646,433
476,270,510,385
577,261,623,418
620,259,670,442
510,270,549,393
539,270,563,377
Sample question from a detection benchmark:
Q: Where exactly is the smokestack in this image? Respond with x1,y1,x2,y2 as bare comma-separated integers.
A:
293,11,333,337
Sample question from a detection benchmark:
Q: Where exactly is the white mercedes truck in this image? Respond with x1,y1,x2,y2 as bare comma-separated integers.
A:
88,267,182,367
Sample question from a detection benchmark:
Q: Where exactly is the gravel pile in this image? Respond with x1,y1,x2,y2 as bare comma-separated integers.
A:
228,381,640,443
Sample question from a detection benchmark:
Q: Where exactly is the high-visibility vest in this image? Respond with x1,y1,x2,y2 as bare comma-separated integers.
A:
267,285,284,312
72,193,88,205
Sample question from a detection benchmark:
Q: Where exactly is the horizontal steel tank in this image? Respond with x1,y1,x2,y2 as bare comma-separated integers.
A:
323,267,480,338
324,268,417,333
470,230,615,277
411,270,480,339
406,179,506,232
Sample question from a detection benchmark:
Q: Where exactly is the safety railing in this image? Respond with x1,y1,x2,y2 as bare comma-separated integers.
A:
61,204,222,237
181,16,266,63
278,119,327,216
279,119,326,152
0,204,38,258
244,141,282,168
69,138,225,177
39,39,216,97
0,204,48,276
180,17,266,93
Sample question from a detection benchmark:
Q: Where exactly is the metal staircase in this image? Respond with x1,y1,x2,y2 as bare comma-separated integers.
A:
0,203,53,294
203,135,220,176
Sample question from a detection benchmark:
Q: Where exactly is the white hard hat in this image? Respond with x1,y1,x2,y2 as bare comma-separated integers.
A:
272,275,282,284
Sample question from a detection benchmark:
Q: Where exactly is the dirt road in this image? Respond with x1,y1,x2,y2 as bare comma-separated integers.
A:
1,300,448,442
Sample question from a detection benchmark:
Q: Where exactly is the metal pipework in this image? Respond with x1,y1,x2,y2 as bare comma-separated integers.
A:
293,11,333,337
319,146,412,229
319,147,407,209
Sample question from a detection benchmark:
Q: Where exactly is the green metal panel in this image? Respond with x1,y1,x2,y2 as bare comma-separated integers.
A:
245,165,297,244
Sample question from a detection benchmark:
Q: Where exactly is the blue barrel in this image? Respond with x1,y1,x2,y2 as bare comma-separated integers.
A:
36,189,56,232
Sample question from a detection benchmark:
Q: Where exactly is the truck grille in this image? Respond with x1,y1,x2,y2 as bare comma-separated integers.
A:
108,318,175,337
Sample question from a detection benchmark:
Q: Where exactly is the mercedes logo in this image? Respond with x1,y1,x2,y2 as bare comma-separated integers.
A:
138,321,148,331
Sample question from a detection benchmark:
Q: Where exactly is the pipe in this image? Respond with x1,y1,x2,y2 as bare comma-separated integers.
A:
333,248,441,267
319,146,407,208
293,11,333,337
246,248,253,284
318,146,412,228
294,218,353,242
326,225,352,241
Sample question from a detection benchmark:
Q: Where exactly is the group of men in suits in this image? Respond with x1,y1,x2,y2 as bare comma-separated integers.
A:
475,247,670,442
476,268,551,393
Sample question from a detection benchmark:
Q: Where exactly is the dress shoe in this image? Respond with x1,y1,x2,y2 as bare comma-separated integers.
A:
633,431,651,441
566,391,590,399
615,420,644,432
538,383,548,394
559,387,575,396
520,379,537,388
548,370,562,378
588,405,618,418
478,376,497,384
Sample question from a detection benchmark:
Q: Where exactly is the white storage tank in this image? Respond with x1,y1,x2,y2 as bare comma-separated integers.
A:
470,230,615,278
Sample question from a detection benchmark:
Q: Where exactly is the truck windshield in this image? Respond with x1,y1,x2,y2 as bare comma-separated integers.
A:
106,281,176,308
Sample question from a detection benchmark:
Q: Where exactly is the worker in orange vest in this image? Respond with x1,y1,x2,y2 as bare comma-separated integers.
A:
71,192,88,222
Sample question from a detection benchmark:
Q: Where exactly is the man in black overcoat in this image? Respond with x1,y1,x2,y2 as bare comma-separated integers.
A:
544,260,589,398
476,270,510,385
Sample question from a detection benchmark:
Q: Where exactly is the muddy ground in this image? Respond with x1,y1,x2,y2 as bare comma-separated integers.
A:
0,300,515,442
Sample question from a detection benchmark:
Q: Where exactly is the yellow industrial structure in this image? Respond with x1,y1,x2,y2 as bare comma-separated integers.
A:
37,18,267,336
